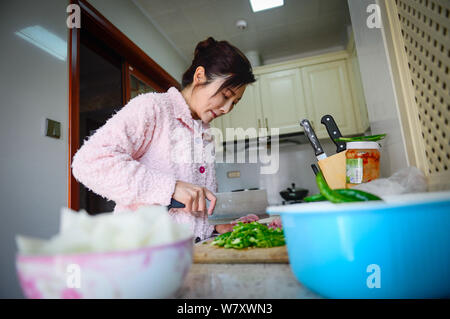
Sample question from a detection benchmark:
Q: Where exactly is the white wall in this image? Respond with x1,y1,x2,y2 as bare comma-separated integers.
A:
259,140,340,205
215,139,339,205
347,0,409,177
0,0,69,298
0,0,186,298
88,0,188,82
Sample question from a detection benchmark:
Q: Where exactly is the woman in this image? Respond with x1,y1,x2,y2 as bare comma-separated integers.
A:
71,37,256,241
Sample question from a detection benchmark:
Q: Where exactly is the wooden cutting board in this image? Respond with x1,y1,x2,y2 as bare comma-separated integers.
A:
193,239,289,264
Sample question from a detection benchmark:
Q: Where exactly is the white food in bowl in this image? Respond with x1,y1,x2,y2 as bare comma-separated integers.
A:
15,206,194,298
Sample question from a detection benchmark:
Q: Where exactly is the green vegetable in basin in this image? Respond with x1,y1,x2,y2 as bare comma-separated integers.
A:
211,222,285,249
304,188,382,202
315,169,382,204
303,193,327,202
316,170,358,203
334,133,386,142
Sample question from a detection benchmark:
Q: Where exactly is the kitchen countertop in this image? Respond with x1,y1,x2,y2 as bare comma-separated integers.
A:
174,263,321,299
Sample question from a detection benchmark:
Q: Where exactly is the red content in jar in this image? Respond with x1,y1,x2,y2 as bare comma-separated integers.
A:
346,148,380,187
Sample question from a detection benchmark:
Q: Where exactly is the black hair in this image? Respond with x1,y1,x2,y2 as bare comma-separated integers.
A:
181,37,256,96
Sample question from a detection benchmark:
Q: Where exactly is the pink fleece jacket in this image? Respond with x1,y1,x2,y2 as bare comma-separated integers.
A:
71,87,217,240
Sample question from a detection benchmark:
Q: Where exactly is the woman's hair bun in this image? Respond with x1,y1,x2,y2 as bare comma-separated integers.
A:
182,36,256,90
194,37,217,58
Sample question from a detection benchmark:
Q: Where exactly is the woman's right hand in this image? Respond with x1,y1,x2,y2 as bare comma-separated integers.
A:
172,181,216,215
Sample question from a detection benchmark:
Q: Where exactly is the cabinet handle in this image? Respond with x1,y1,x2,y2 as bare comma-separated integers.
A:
265,118,269,129
258,119,261,129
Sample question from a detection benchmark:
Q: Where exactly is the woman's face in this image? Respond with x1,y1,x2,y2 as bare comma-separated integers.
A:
188,69,246,124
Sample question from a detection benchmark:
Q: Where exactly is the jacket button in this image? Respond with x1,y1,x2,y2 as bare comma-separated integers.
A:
199,166,205,174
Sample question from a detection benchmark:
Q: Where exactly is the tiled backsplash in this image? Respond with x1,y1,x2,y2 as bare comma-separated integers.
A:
215,139,342,206
215,162,260,193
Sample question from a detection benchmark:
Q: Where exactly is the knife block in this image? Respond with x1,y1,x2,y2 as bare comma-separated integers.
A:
318,152,347,189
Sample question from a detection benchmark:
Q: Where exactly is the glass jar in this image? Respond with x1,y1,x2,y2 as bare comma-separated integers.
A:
346,141,380,188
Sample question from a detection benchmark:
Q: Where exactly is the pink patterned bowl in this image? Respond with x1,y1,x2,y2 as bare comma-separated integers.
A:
16,237,193,299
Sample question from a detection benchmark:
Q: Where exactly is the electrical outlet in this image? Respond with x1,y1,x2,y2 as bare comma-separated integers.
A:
45,119,61,139
227,171,241,178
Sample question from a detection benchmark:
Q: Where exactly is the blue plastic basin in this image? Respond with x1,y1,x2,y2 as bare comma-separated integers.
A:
267,191,450,299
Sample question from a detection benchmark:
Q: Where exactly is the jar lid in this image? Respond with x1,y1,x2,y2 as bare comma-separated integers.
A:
346,141,380,150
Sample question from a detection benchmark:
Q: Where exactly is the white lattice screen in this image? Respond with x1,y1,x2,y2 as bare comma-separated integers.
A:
394,0,449,175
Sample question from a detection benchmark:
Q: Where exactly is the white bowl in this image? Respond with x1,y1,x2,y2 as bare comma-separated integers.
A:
16,237,193,299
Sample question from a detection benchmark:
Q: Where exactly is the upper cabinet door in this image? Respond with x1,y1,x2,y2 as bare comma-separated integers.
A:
301,60,358,138
259,69,307,135
221,80,263,142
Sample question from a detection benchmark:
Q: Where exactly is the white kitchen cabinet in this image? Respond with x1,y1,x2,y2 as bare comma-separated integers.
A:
212,49,369,146
301,59,359,138
259,69,307,135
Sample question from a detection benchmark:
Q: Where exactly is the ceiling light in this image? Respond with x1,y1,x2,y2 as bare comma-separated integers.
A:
15,25,67,61
249,0,284,12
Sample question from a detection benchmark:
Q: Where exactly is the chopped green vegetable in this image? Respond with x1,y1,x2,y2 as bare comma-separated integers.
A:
211,222,285,249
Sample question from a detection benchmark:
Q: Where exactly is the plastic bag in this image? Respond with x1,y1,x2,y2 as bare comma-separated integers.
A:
353,166,427,198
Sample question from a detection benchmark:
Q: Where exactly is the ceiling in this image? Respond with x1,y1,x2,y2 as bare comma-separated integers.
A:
134,0,352,65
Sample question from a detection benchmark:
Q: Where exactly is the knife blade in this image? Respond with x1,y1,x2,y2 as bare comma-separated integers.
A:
169,191,269,225
207,189,269,225
320,114,346,153
300,119,327,161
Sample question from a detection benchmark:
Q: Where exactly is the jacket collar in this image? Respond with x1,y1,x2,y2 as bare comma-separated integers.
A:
167,87,212,141
168,87,194,130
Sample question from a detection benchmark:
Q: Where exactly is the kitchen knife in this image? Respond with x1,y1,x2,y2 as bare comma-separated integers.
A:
300,118,346,190
207,189,269,225
300,119,327,161
311,164,319,176
169,190,270,225
320,114,346,153
168,198,185,210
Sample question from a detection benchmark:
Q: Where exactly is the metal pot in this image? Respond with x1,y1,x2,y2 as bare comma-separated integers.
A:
279,183,309,201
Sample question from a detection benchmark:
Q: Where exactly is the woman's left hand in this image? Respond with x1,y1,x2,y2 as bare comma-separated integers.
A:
214,224,234,234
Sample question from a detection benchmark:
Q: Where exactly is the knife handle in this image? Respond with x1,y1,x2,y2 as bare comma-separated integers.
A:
311,164,319,176
300,119,325,157
320,114,346,153
168,198,185,209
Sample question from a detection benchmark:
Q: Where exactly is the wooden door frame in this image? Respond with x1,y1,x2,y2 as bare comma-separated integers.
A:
68,0,180,211
123,61,162,103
